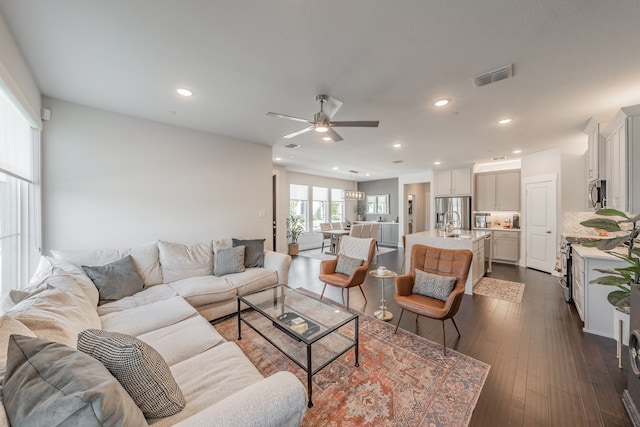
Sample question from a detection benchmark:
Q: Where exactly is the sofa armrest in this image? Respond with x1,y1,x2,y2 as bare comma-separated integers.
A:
172,371,307,427
264,251,292,285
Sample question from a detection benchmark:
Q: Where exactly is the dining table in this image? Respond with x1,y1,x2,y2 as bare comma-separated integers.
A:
324,229,350,254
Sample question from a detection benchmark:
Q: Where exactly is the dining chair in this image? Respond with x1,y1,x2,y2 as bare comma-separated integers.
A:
349,224,363,238
369,223,380,251
320,223,332,253
393,244,472,356
330,222,342,230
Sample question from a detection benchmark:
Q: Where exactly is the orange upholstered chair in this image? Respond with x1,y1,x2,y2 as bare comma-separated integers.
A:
394,244,472,355
319,236,376,310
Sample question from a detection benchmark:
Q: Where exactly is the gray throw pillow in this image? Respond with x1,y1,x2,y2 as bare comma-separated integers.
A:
232,238,265,268
413,268,457,301
82,255,144,305
335,254,364,276
214,246,245,276
2,334,147,426
77,329,186,419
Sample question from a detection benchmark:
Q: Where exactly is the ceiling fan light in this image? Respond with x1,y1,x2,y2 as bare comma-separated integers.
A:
315,124,328,133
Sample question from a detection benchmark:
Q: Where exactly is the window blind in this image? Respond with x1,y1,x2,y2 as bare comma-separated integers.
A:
0,87,33,182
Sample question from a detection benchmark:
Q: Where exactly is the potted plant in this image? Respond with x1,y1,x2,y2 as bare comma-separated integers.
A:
356,204,366,221
286,214,304,256
580,209,640,311
580,209,640,346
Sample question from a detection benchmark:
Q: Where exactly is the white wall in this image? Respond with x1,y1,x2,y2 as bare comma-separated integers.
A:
41,98,274,251
0,11,41,127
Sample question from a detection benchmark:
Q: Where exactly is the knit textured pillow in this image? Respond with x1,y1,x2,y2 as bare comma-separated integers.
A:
413,269,457,302
77,329,186,418
335,254,364,276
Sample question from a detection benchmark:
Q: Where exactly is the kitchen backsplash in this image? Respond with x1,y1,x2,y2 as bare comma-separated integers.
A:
562,211,629,237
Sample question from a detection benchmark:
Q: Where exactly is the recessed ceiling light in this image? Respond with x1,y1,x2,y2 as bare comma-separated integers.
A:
365,173,371,177
434,161,441,165
176,88,194,97
498,118,513,125
332,166,338,170
393,143,402,148
512,149,522,154
434,99,450,107
275,157,282,161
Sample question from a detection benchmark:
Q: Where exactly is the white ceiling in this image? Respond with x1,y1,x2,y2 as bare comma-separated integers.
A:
2,0,640,181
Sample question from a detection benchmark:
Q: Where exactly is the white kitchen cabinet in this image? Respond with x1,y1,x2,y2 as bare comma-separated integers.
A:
472,237,485,285
584,118,605,183
475,171,520,211
571,245,627,339
492,230,519,263
434,167,471,196
603,104,640,213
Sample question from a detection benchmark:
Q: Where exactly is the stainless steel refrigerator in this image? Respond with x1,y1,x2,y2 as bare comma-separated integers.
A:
435,196,472,230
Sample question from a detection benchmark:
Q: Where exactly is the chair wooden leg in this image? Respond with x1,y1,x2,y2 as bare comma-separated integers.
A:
320,284,327,300
394,309,404,333
441,321,447,356
451,317,461,337
358,285,367,302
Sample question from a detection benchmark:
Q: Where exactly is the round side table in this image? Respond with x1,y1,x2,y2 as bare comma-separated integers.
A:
369,269,397,321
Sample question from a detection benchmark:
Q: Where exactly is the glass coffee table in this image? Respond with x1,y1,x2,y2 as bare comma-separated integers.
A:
237,285,359,408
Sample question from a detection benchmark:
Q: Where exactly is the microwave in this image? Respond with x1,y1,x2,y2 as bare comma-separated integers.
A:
588,180,606,210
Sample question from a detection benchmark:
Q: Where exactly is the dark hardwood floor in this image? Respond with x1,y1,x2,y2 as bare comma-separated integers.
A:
288,247,631,427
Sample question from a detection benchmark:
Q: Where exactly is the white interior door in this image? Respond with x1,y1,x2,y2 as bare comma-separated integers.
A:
524,175,557,273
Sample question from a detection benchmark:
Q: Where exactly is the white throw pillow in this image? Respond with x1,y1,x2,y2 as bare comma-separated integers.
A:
157,241,213,283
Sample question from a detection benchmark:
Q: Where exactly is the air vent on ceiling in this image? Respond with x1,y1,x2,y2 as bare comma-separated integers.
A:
473,64,513,88
284,143,300,149
491,156,507,161
392,160,404,164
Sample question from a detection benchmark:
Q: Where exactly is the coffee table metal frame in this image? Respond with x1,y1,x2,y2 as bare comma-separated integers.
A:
237,285,359,408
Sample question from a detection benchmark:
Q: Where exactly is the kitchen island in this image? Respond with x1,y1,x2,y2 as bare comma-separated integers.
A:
405,230,491,295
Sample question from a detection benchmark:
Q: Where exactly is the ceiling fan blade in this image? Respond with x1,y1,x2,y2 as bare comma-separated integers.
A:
283,126,313,139
330,120,380,128
266,112,312,124
326,127,344,142
319,95,344,120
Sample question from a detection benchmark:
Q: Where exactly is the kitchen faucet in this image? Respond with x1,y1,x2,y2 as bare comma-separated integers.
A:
444,210,460,232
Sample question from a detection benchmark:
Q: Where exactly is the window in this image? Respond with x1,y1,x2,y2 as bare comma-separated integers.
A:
289,184,309,231
366,194,389,215
0,88,40,296
312,187,328,231
331,189,344,222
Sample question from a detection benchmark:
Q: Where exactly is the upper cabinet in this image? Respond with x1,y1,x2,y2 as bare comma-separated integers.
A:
603,104,640,213
434,167,472,196
475,171,520,211
585,118,605,183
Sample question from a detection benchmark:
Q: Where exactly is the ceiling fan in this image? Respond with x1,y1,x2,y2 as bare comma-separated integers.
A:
266,94,379,142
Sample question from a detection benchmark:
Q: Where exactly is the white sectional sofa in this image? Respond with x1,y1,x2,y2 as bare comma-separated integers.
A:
0,239,307,426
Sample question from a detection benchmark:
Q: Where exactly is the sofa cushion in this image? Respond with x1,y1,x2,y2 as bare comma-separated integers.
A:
82,255,145,305
47,256,100,307
29,255,54,287
413,268,456,302
158,241,213,283
0,316,36,371
214,246,245,276
0,284,47,315
6,277,101,348
226,268,279,296
100,296,197,337
78,329,186,419
153,342,263,425
2,335,147,427
232,238,265,268
97,285,177,316
168,275,237,308
51,247,125,268
129,241,163,286
136,316,225,366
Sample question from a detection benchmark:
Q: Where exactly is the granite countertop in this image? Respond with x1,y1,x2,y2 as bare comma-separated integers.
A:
473,227,521,232
571,244,625,260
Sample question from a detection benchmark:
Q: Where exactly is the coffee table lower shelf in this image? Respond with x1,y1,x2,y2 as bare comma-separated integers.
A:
237,302,359,408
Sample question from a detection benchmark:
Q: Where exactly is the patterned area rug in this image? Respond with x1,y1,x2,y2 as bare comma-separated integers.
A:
473,277,526,303
214,308,490,426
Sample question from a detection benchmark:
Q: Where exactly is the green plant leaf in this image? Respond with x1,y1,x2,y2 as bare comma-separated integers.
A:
595,209,629,219
589,275,631,286
580,218,621,231
580,239,601,247
596,236,628,250
608,290,630,307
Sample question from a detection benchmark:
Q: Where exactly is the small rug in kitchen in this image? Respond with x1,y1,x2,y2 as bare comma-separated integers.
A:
473,277,525,303
214,308,489,426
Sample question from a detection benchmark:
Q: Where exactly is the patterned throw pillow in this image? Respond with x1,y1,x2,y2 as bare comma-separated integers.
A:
214,246,245,276
413,269,457,301
77,329,186,418
335,255,364,276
